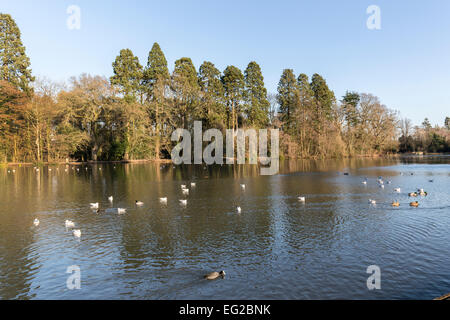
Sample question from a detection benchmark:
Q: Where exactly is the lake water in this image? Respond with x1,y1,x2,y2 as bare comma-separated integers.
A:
0,157,449,300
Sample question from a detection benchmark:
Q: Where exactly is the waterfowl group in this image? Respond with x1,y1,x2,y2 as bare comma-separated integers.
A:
408,189,427,197
360,173,431,209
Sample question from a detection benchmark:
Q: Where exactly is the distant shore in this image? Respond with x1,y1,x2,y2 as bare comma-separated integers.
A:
1,159,172,167
2,152,449,167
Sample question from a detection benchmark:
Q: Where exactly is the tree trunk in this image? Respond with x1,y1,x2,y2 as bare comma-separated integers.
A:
155,102,160,160
91,144,98,161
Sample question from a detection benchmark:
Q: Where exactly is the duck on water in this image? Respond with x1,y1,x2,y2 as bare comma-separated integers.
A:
204,270,226,280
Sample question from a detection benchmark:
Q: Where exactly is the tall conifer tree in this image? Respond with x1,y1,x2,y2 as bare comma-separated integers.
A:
0,14,34,93
277,69,298,133
221,65,244,130
110,48,143,102
244,61,269,128
198,61,225,127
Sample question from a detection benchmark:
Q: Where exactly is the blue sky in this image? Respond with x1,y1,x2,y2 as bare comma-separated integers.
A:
2,0,450,126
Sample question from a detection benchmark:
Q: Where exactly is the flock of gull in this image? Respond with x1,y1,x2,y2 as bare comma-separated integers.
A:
15,166,430,239
30,168,247,240
9,165,434,282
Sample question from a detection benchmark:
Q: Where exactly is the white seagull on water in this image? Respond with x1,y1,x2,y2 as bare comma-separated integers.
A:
159,197,168,204
73,229,81,238
65,220,75,228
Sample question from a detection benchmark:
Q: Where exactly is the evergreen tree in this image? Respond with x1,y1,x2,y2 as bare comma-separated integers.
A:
172,57,200,129
221,65,244,130
422,118,432,130
110,48,143,102
341,91,360,127
297,74,314,110
0,14,34,93
244,61,269,128
198,61,225,127
277,69,298,132
444,117,449,130
143,42,170,159
310,73,335,120
143,42,169,98
340,91,361,155
296,74,314,156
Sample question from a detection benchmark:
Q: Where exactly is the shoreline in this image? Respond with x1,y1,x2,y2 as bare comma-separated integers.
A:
1,153,449,167
0,159,172,167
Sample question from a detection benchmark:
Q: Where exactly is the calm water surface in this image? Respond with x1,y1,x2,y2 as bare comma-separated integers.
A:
0,157,449,299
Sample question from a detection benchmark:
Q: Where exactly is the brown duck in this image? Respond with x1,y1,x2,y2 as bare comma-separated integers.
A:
204,271,226,280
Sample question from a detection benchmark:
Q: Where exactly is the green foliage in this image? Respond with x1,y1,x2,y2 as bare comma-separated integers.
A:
244,61,269,128
221,65,244,129
428,133,446,153
310,73,335,120
143,42,169,98
110,48,143,102
198,61,225,127
297,74,314,108
422,118,432,130
0,14,34,94
341,91,360,127
277,69,298,132
172,57,200,129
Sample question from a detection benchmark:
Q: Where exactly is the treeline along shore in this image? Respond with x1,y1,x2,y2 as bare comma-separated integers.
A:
1,13,449,165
